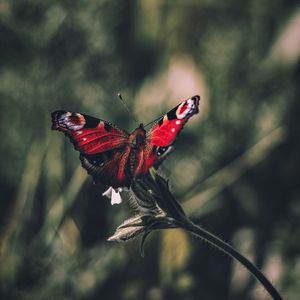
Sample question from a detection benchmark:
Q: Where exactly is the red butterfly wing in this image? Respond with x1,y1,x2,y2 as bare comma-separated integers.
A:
52,111,132,187
130,95,200,177
51,111,129,154
147,95,200,147
79,148,131,188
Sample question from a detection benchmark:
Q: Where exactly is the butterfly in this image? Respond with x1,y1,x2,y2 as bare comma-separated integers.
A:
51,95,200,189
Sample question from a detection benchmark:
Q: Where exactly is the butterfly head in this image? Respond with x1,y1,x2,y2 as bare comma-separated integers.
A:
129,124,146,149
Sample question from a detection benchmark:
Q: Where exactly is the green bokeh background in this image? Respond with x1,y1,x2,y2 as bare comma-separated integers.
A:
1,1,299,299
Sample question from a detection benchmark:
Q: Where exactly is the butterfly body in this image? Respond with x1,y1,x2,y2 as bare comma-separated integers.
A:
128,123,146,149
51,95,200,188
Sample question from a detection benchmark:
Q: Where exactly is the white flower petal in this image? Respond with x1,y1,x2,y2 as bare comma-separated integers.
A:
102,187,113,198
111,188,122,205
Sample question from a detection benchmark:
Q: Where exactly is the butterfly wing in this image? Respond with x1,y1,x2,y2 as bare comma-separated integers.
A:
52,111,131,187
147,95,200,147
79,148,131,188
130,95,200,177
51,111,129,154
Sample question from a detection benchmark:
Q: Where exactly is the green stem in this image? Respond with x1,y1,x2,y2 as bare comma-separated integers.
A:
179,220,283,300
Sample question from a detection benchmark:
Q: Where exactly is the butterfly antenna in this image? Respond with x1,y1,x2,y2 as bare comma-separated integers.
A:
144,115,163,128
117,93,139,124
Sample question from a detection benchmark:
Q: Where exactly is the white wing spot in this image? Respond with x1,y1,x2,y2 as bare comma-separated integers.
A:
67,122,84,130
171,128,175,132
83,138,87,141
77,131,83,134
176,120,181,125
187,99,193,106
177,111,189,119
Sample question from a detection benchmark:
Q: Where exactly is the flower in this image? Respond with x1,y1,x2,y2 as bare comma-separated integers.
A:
102,187,123,205
107,169,186,254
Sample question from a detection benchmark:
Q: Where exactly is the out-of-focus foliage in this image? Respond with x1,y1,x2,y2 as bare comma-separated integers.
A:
0,0,299,299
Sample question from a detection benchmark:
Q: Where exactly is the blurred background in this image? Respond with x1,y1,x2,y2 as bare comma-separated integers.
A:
0,1,299,299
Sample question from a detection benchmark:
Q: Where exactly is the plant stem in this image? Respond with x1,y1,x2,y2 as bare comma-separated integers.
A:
180,219,283,300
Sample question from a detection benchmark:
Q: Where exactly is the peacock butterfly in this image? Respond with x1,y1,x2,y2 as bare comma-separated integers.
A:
51,95,200,189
